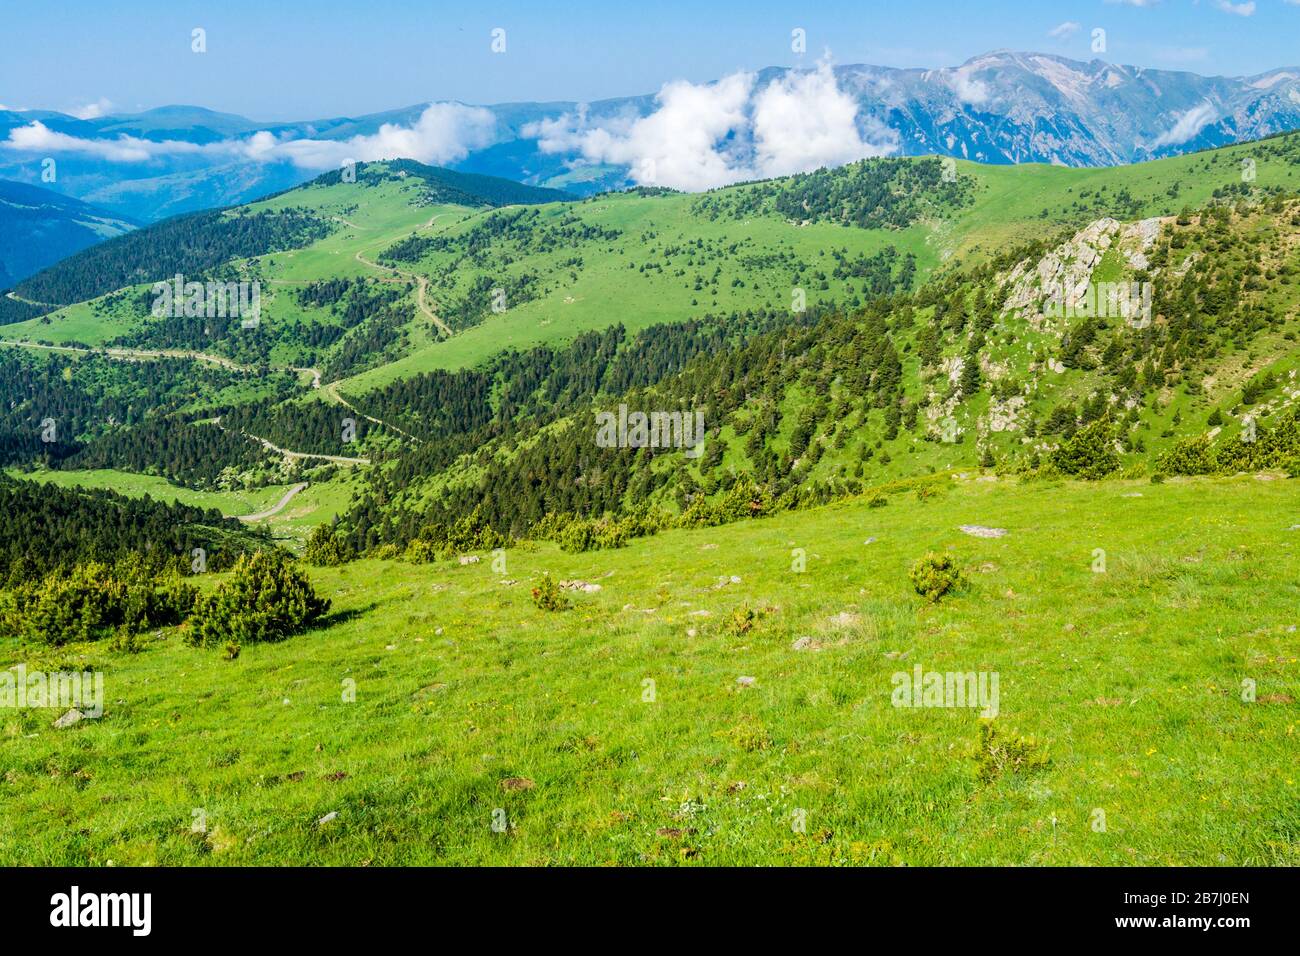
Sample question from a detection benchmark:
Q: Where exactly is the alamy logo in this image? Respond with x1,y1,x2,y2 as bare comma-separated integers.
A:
1,664,103,717
595,404,706,458
152,274,262,328
1042,280,1151,327
50,886,151,936
891,664,999,718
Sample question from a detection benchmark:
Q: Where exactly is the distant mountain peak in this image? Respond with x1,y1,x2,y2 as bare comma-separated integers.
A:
5,49,1300,220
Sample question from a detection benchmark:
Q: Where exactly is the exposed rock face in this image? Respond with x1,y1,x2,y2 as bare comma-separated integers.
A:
959,525,1008,538
1000,217,1168,331
983,395,1027,434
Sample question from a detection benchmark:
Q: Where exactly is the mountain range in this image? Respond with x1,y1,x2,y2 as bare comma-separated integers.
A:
0,179,135,287
3,51,1300,226
2,93,1299,868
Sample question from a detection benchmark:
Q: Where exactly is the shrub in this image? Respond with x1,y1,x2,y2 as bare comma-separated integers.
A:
725,604,762,637
444,504,507,554
304,523,353,567
556,520,594,554
972,723,1050,784
530,573,570,612
3,561,196,646
543,508,659,553
1158,434,1214,475
909,552,967,603
679,479,770,527
1051,418,1119,479
719,715,771,752
1241,370,1276,405
109,630,145,654
1160,413,1300,475
392,507,508,561
591,518,629,550
403,537,440,564
867,491,888,508
185,550,330,647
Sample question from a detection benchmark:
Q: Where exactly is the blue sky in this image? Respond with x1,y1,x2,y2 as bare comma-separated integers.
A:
1,0,1297,120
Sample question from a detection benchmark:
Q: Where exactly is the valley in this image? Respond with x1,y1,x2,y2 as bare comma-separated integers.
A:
1,130,1298,867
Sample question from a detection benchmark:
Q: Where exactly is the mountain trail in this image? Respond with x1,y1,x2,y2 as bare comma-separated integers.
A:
4,290,55,307
353,247,452,337
214,417,371,465
324,379,422,444
233,482,309,522
0,338,420,449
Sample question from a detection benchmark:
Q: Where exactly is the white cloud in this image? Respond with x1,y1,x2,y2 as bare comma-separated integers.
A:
551,72,754,191
1105,0,1161,7
1048,21,1081,40
4,121,206,161
950,71,990,105
751,63,898,177
68,98,113,120
1,103,497,171
1152,101,1217,147
527,63,896,191
258,103,496,169
1214,0,1255,15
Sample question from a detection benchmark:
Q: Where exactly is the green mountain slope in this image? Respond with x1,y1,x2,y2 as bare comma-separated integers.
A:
0,179,136,290
0,134,1297,548
3,135,1300,868
3,475,1298,865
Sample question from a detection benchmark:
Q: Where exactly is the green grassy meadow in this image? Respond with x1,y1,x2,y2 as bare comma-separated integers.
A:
3,474,1297,865
5,467,363,545
8,468,291,518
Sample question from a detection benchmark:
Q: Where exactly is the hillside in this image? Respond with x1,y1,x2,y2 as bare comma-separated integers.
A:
10,132,1300,377
0,180,136,288
2,124,1300,868
3,475,1297,865
0,135,1298,544
1,160,571,317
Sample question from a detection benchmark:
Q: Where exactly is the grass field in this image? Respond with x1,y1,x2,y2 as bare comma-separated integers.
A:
3,474,1297,865
8,468,293,518
7,468,361,544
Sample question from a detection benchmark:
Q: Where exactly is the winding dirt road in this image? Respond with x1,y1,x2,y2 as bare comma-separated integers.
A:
353,247,452,337
1,209,447,452
4,290,54,307
0,338,415,454
218,421,371,466
324,378,422,444
234,481,309,522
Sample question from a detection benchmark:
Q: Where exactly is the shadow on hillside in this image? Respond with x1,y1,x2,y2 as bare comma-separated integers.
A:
315,603,378,630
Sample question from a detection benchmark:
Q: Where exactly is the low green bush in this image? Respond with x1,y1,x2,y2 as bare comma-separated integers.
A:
909,552,967,603
1052,419,1119,479
304,523,354,567
185,551,330,647
530,573,570,611
1,561,195,646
